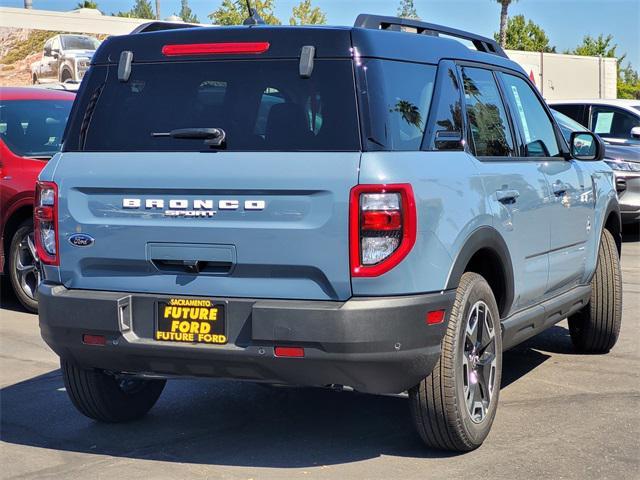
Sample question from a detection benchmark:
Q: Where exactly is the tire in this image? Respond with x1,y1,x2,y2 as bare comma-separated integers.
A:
8,219,40,313
60,69,72,83
61,359,166,422
568,229,622,353
410,272,502,451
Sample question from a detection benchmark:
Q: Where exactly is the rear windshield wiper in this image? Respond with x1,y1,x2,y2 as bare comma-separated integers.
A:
152,127,226,147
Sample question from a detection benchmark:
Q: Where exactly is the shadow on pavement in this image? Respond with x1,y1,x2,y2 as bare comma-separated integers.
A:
622,222,639,243
0,276,27,314
1,323,573,467
1,370,456,466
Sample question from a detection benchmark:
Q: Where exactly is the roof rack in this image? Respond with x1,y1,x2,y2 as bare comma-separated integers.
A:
130,21,201,34
354,14,508,59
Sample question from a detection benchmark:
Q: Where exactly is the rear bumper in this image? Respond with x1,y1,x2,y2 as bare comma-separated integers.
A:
38,283,455,394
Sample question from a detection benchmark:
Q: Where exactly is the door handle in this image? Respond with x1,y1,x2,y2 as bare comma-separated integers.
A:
552,181,569,196
496,189,520,205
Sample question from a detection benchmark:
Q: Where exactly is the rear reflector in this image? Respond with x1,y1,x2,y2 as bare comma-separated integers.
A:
82,334,106,346
162,42,270,56
426,310,446,325
274,346,305,358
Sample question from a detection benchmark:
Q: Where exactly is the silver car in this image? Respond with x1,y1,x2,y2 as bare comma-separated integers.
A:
553,108,640,225
31,34,100,84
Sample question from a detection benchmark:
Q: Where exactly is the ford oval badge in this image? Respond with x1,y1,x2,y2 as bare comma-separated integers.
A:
69,233,95,247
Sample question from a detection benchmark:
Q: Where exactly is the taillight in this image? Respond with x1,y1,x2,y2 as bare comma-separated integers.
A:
34,181,59,266
161,42,270,56
350,184,416,277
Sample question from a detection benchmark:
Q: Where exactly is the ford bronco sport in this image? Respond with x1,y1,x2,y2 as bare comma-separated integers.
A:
38,14,622,452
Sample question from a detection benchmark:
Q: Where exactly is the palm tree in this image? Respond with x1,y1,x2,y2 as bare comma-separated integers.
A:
496,0,517,48
155,0,161,19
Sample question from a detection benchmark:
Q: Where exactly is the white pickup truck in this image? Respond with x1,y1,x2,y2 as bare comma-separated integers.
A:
31,34,100,84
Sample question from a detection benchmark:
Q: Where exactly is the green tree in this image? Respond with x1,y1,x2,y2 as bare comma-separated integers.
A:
290,0,326,25
569,34,624,62
494,15,555,52
76,1,98,8
569,34,637,100
618,63,640,100
397,0,419,19
209,0,281,25
495,0,518,48
178,0,198,23
115,0,155,19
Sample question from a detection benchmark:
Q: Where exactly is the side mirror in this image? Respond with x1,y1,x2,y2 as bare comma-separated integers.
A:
51,49,60,59
631,126,640,140
434,130,464,151
570,131,604,161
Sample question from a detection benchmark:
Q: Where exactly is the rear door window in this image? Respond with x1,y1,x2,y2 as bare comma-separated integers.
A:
460,66,515,157
590,105,640,141
78,59,359,152
43,39,52,57
551,104,586,127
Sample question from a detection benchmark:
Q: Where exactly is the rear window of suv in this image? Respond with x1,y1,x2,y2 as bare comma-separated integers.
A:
77,59,360,152
0,99,72,158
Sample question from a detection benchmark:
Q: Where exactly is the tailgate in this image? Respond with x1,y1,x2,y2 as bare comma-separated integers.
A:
54,152,359,301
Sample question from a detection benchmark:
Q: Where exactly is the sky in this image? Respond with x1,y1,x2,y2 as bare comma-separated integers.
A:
2,0,639,67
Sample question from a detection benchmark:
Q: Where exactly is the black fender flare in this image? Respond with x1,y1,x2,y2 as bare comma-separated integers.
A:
60,63,73,81
603,197,621,254
445,226,515,317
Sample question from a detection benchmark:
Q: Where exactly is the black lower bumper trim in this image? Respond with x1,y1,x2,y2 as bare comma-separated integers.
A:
38,284,455,394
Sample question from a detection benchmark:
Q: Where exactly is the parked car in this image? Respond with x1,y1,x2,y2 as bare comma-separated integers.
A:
31,34,100,84
0,87,75,312
38,15,622,452
37,81,81,93
549,99,640,146
552,109,640,225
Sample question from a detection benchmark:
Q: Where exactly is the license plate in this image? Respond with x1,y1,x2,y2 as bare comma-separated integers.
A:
155,298,226,345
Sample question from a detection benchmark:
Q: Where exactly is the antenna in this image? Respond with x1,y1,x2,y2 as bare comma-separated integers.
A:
243,0,265,25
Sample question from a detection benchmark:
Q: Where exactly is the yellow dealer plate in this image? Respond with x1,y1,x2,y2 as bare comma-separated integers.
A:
155,298,227,345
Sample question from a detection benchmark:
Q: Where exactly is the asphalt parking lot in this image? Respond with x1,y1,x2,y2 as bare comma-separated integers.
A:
1,228,638,480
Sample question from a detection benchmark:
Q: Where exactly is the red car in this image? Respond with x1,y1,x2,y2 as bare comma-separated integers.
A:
1,87,75,312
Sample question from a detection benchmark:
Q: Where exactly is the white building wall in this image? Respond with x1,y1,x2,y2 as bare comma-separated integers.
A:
0,6,207,35
506,49,618,100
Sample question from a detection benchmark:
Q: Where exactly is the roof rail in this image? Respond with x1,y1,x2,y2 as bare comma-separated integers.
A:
354,14,508,59
130,21,201,34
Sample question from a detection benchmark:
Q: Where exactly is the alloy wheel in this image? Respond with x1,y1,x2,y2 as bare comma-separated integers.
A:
14,231,41,302
462,300,498,423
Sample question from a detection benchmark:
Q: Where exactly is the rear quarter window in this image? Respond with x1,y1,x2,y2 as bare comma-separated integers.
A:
358,59,436,151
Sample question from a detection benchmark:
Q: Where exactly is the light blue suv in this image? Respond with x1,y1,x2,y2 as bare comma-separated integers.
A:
37,15,622,452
